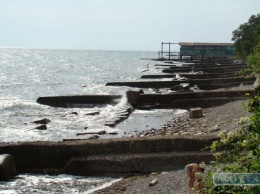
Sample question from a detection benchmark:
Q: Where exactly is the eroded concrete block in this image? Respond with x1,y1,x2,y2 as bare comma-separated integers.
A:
0,154,17,181
189,108,203,119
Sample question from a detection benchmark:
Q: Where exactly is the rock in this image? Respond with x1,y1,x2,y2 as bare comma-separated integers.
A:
89,135,100,139
181,132,190,135
161,172,168,175
120,186,127,191
63,134,100,141
76,130,106,136
189,128,195,131
209,125,220,132
104,121,118,127
85,111,100,116
150,172,158,176
108,130,119,135
0,154,17,181
149,179,158,186
165,132,172,136
31,118,51,124
108,132,118,135
70,112,78,115
189,108,203,119
35,125,47,130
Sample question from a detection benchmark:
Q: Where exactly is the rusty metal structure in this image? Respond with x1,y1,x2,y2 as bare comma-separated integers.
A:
158,42,235,62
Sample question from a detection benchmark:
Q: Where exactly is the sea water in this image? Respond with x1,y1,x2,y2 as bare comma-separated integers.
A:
0,48,186,193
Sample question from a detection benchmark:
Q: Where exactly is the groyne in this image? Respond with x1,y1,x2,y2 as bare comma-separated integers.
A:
106,77,254,88
141,72,251,79
136,90,254,109
36,90,254,110
0,137,216,176
37,95,121,108
2,58,255,177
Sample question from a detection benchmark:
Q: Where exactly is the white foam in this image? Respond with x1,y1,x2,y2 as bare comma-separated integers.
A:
0,174,121,194
0,190,17,194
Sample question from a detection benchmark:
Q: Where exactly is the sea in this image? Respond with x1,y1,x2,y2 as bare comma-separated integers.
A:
0,48,186,193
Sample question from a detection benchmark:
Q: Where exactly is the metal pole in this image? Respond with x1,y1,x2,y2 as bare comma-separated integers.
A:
161,42,163,59
169,42,171,60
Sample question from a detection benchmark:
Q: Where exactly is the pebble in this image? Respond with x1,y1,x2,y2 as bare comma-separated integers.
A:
136,100,253,138
149,179,158,186
209,125,219,132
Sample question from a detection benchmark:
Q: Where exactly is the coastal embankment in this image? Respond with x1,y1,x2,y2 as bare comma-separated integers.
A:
0,58,255,193
0,136,216,176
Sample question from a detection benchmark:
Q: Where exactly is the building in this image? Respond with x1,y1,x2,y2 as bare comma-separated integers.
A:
179,42,235,58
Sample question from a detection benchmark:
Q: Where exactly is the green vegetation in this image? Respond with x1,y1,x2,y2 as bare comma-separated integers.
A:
248,42,260,74
201,14,260,193
232,14,260,60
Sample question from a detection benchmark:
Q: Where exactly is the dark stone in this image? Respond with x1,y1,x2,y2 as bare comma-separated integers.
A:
108,132,118,135
36,95,122,108
76,130,106,136
126,90,144,107
85,111,100,116
189,108,203,118
0,154,17,181
35,125,47,130
70,112,78,115
31,118,51,124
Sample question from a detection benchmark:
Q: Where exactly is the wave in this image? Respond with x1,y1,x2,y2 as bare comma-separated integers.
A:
0,173,121,194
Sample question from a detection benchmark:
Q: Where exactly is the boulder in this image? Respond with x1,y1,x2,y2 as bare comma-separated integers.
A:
189,108,203,119
35,125,47,130
31,118,51,124
0,154,17,181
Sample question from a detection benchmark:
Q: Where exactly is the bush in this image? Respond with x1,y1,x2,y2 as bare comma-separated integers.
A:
201,42,260,194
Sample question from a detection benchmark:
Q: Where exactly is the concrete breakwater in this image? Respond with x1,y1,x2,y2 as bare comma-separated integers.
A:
37,95,121,108
136,89,254,109
0,137,216,176
105,77,254,88
37,61,254,110
141,72,251,79
36,90,254,110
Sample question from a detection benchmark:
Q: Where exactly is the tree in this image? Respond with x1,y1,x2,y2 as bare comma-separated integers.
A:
247,42,260,73
232,14,260,59
200,18,260,193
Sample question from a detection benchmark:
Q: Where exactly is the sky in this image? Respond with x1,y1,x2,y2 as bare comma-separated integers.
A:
0,0,259,51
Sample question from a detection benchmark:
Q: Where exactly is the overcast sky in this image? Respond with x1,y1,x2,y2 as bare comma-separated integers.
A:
0,0,259,51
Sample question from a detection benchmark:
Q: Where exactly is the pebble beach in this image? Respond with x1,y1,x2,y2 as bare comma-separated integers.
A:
94,85,254,194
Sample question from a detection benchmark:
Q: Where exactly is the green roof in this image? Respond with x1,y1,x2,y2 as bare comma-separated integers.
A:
179,42,234,47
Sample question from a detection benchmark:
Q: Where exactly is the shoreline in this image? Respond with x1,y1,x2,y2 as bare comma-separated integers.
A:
93,94,253,194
